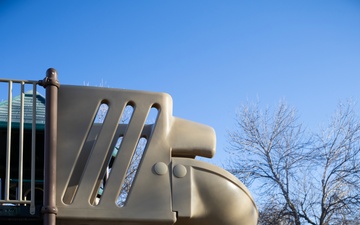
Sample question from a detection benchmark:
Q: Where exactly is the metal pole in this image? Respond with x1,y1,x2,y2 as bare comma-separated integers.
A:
30,82,38,215
39,68,60,225
18,82,25,201
5,81,13,201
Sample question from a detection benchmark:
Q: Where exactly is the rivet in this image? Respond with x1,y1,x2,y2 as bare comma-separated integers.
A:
154,162,168,175
173,164,187,178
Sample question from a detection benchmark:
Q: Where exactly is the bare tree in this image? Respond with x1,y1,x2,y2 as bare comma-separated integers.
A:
300,102,360,225
227,100,360,225
258,200,294,225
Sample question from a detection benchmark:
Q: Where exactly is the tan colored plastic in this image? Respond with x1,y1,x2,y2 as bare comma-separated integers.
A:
56,85,258,225
172,158,258,225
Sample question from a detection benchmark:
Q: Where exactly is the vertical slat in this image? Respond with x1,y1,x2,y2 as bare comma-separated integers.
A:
18,82,25,201
30,83,37,215
0,79,40,206
5,81,13,201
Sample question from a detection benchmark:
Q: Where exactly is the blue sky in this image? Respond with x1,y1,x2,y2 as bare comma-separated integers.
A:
1,1,360,165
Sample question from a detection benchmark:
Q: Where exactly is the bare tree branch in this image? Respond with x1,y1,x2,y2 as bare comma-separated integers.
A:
227,99,360,225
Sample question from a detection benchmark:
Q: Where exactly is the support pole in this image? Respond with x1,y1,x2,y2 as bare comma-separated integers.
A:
39,68,60,225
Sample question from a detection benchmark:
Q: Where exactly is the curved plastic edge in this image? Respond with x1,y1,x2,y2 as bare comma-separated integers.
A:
172,158,258,225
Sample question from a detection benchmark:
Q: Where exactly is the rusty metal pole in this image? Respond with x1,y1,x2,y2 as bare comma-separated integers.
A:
39,68,60,225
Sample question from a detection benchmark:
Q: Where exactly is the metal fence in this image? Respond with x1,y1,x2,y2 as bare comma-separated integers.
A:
0,78,40,215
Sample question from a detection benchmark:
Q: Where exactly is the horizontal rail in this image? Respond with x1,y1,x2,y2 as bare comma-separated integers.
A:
0,200,31,204
0,78,39,84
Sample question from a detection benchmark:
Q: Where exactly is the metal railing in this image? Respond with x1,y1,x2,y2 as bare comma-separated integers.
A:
0,78,40,215
0,71,258,225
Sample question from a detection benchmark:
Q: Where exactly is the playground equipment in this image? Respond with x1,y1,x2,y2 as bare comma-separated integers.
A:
0,68,258,225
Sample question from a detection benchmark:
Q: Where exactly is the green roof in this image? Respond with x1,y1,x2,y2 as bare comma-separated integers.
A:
0,90,45,130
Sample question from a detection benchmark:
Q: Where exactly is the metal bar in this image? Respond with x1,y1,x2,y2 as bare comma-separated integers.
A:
0,200,31,204
39,68,60,225
18,82,25,201
5,81,12,201
0,79,40,206
0,78,39,83
30,83,37,215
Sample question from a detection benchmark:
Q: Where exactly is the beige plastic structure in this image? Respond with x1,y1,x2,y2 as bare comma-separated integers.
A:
55,85,258,225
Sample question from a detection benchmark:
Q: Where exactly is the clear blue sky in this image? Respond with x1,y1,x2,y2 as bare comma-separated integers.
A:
1,1,360,165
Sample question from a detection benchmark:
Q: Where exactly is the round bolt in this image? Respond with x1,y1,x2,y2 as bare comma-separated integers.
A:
154,162,168,175
173,164,187,178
